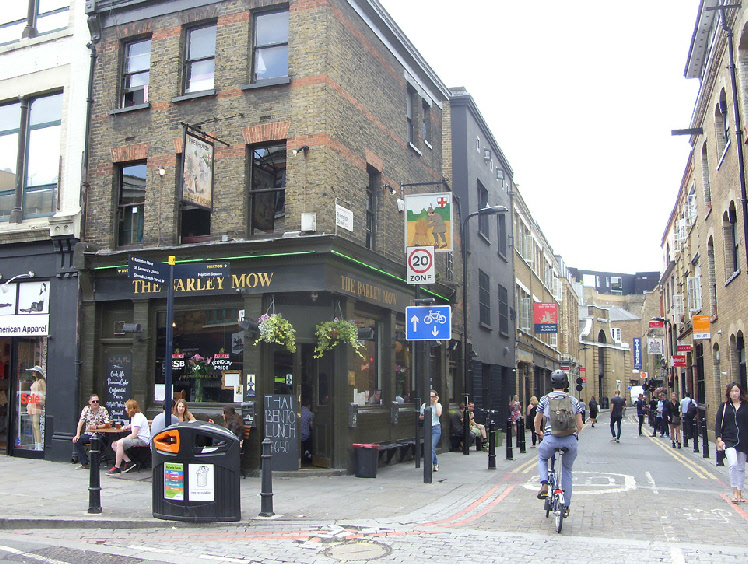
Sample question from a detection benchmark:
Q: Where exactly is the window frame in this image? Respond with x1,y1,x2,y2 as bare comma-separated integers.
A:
184,23,217,94
421,99,431,147
497,213,507,257
251,9,289,83
365,167,378,250
0,0,69,45
477,180,489,238
121,37,152,109
116,162,147,246
248,142,287,235
498,284,509,335
478,269,491,327
406,86,417,145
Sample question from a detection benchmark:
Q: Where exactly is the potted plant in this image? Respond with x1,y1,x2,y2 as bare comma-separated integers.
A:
314,318,365,358
254,313,296,353
188,353,213,402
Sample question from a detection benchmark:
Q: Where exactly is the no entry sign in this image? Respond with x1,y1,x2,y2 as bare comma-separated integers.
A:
406,246,435,285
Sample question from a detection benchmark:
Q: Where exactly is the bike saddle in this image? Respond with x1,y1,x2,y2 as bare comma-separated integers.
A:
555,447,570,453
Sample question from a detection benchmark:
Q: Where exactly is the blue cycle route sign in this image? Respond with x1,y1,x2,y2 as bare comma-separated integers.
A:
405,305,451,340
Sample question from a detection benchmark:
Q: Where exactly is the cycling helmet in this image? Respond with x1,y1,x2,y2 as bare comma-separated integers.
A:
550,369,568,389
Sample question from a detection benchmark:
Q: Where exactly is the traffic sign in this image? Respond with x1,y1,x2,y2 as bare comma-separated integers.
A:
128,256,168,285
406,246,435,285
405,305,451,340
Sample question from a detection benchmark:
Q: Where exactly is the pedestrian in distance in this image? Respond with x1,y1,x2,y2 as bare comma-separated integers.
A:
588,396,598,428
609,390,626,443
510,395,521,433
527,396,539,447
649,394,658,432
534,370,583,517
667,392,682,448
635,393,647,436
681,392,697,441
420,390,442,471
716,382,748,504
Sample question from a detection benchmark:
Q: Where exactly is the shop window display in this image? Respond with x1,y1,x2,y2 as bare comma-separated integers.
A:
351,316,379,405
13,337,47,451
156,308,244,403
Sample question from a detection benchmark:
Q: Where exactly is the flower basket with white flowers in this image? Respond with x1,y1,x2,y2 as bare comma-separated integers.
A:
254,313,296,353
314,318,365,359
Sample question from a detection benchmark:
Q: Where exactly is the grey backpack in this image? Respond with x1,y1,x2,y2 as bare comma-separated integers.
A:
548,395,576,436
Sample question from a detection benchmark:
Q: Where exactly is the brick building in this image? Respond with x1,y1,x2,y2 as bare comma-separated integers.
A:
0,0,88,461
79,0,457,472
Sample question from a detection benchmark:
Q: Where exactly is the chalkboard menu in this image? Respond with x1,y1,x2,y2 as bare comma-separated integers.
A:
264,395,298,471
105,353,132,422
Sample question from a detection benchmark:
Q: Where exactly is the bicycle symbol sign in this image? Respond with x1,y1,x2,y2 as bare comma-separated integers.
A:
405,305,451,340
406,246,435,285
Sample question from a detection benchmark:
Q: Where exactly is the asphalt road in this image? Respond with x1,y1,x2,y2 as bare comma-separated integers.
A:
0,412,745,563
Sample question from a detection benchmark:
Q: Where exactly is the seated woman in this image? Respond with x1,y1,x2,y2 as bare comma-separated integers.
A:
222,405,245,440
175,398,196,422
108,398,151,474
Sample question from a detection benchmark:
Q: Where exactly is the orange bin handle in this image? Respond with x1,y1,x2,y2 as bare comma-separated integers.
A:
153,429,180,453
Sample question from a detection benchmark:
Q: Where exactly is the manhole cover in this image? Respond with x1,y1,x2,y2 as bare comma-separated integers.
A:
324,541,391,561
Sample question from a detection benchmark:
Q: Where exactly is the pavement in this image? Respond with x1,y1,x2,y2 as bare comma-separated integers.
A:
0,435,526,529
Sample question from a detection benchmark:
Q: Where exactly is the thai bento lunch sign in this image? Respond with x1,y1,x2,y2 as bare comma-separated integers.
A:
404,193,452,252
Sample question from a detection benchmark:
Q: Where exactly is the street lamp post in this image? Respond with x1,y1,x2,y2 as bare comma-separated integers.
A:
461,205,509,455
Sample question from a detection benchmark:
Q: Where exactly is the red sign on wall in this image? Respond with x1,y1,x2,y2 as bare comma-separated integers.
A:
649,320,664,328
676,344,692,353
673,355,687,368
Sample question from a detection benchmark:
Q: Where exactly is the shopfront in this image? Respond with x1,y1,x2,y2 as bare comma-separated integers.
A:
79,237,454,472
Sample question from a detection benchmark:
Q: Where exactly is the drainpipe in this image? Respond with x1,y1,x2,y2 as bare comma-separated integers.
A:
719,6,748,269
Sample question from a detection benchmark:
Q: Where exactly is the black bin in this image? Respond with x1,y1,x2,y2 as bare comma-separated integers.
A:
152,421,241,522
353,443,379,478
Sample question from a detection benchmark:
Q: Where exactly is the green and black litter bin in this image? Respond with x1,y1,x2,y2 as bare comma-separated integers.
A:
353,443,379,478
152,421,241,522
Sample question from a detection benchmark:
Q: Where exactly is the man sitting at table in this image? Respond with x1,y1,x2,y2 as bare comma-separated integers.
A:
72,394,110,470
108,399,151,474
150,399,179,449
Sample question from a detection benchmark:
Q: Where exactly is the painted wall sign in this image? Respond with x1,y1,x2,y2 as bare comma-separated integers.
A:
533,302,558,333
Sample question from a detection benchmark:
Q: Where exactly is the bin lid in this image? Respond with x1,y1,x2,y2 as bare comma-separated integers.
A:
352,443,379,449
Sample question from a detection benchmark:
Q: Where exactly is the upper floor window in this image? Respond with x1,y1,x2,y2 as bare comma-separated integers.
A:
497,213,507,257
406,86,417,145
716,91,730,157
365,166,378,250
701,144,712,213
253,10,289,82
185,24,216,93
422,100,431,146
498,284,509,335
477,180,488,237
0,92,62,222
0,0,68,45
122,38,152,108
249,142,286,235
725,203,740,276
611,327,621,343
478,270,490,326
117,163,146,246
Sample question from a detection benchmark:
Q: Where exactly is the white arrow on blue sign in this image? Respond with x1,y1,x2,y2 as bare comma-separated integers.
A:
405,305,451,340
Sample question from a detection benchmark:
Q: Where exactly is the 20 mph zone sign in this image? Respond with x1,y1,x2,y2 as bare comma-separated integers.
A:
406,246,435,285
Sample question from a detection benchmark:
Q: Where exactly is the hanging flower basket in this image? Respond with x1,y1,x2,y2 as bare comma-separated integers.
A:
314,318,365,359
254,313,296,353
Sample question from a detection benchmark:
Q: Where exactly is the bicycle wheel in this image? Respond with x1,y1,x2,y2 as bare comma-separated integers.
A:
555,502,563,533
545,497,551,517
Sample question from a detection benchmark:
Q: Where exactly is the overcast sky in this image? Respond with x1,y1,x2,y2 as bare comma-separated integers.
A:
379,0,702,275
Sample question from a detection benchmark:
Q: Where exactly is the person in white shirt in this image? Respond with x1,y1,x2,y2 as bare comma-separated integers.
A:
108,398,151,474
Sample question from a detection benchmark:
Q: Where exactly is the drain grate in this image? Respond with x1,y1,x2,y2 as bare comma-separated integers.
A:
324,541,391,561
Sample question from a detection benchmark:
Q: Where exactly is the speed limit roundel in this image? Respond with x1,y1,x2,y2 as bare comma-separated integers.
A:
406,246,435,284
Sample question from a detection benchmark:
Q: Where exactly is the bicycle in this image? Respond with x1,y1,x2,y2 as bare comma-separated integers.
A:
543,446,569,533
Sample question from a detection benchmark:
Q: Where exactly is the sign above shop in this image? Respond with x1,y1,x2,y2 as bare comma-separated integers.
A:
693,315,711,340
404,193,452,252
676,344,692,352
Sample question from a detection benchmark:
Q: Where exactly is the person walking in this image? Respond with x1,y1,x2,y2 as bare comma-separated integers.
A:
635,393,647,436
420,390,442,471
510,395,521,433
681,392,697,441
609,390,626,443
716,382,748,503
655,392,668,438
589,396,598,428
666,392,682,448
527,396,539,447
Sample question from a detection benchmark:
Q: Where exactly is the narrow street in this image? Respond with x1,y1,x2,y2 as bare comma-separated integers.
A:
0,412,746,563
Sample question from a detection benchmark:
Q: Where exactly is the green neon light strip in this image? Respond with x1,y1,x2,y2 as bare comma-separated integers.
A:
93,251,316,271
331,251,447,301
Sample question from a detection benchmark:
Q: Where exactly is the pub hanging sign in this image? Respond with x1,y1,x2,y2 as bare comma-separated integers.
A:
181,129,214,210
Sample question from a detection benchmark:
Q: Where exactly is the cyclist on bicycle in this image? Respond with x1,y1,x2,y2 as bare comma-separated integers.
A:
534,369,583,516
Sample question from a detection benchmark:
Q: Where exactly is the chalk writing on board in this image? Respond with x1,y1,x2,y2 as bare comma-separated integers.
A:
105,354,132,421
264,395,298,470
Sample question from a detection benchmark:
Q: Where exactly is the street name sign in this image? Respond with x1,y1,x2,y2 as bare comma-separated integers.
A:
405,305,451,340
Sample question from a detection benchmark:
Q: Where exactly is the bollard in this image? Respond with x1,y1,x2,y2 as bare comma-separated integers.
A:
505,418,513,461
692,417,699,453
683,417,690,448
717,448,726,466
259,438,274,517
87,434,102,514
423,406,432,484
487,416,496,470
414,398,421,469
517,416,526,453
701,418,710,459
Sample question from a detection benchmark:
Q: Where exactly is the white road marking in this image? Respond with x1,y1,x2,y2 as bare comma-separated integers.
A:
671,546,686,564
646,471,658,494
522,471,636,495
0,546,69,564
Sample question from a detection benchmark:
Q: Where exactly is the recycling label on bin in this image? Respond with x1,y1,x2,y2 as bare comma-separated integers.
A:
164,462,184,501
188,463,214,502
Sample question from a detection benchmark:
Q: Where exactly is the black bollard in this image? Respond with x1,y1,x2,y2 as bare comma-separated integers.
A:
517,416,526,453
423,406,432,484
414,397,421,468
259,438,274,517
692,417,699,453
87,435,102,514
683,417,689,448
701,418,710,459
487,415,496,470
505,418,513,461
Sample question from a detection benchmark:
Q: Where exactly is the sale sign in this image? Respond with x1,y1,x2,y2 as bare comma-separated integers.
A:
693,315,711,340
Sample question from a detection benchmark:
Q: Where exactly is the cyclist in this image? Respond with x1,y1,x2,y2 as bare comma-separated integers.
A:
534,370,583,517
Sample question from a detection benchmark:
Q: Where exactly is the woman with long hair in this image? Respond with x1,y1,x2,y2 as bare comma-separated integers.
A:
222,405,245,440
667,392,682,449
527,396,539,447
175,398,196,422
108,398,150,474
716,382,748,503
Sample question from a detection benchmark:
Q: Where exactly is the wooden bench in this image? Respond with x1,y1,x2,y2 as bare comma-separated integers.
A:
375,438,421,466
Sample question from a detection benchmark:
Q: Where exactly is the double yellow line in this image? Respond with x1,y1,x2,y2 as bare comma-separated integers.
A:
649,435,716,480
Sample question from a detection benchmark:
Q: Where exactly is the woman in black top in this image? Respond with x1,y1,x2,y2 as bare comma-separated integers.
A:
716,382,748,503
589,396,598,428
666,393,682,449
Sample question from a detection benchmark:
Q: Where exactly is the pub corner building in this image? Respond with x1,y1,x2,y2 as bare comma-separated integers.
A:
75,235,457,473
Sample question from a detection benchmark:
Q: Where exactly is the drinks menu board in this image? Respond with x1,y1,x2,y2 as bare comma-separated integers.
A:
105,353,132,422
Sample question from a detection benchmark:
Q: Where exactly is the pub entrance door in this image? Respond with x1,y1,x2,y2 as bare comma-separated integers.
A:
301,344,333,468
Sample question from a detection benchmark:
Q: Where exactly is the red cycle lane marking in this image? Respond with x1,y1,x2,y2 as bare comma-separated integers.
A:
437,485,515,528
418,484,501,527
721,493,748,521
